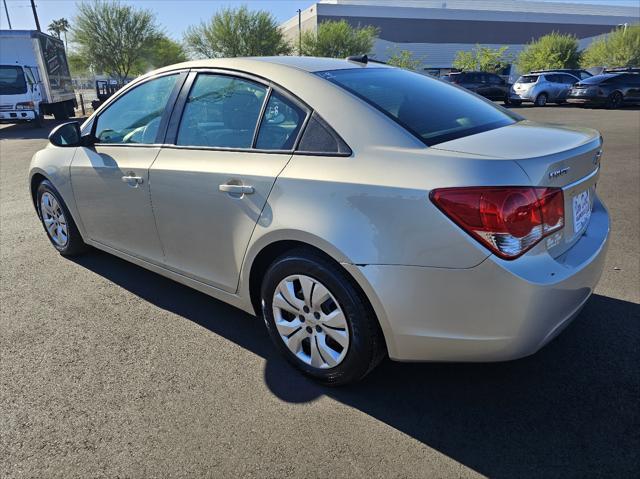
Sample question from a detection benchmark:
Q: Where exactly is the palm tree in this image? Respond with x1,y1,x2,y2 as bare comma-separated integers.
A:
47,18,70,50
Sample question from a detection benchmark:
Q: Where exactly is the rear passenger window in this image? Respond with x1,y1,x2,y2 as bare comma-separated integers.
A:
255,91,307,150
177,74,267,148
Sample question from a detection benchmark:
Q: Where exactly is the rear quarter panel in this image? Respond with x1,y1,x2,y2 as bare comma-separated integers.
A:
242,145,532,271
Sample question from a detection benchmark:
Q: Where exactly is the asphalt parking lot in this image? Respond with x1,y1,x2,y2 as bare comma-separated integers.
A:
1,105,639,478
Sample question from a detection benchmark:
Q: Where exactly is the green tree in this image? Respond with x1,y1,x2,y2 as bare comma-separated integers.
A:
47,18,70,49
581,25,640,68
387,49,423,70
452,45,511,72
144,35,188,69
67,51,92,77
300,20,378,58
72,0,159,84
516,32,580,73
184,6,291,58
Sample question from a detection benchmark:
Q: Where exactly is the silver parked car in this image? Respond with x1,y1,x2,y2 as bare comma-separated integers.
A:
30,57,609,385
510,72,580,106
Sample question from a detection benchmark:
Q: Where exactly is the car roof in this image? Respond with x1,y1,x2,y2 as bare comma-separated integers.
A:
149,56,391,78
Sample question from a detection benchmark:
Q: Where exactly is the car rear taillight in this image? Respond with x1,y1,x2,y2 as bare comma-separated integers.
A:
430,187,564,259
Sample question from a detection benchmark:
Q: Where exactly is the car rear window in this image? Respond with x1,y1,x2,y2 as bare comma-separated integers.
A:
580,73,619,84
316,68,517,146
517,75,539,84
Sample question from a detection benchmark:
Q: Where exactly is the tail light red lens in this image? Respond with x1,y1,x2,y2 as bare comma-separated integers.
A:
430,187,564,259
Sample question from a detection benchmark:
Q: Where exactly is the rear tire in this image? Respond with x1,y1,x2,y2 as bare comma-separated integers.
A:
65,101,75,118
606,91,623,109
261,248,385,386
52,104,69,121
534,93,548,107
36,179,87,256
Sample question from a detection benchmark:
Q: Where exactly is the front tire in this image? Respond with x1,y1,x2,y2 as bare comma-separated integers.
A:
261,249,385,386
36,180,87,256
32,109,44,128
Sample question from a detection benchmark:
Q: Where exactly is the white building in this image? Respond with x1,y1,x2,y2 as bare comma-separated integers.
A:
281,0,640,71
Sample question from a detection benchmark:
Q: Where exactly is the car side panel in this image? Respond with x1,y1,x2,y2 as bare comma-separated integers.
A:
241,147,530,271
28,145,88,238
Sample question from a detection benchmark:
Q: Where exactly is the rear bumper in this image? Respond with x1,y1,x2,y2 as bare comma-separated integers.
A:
567,95,605,104
353,196,610,362
0,110,36,121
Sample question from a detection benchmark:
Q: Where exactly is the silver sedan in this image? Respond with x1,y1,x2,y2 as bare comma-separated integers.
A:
29,57,609,385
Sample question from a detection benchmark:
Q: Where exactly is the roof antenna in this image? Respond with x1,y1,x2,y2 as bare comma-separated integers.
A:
346,54,368,64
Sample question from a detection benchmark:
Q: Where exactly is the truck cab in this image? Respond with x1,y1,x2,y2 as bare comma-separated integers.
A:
0,30,76,127
0,64,44,126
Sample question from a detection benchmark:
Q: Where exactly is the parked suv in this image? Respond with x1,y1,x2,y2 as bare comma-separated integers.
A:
445,71,511,104
568,72,640,108
510,72,579,106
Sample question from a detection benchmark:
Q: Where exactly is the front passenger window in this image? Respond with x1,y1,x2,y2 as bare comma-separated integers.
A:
94,74,179,144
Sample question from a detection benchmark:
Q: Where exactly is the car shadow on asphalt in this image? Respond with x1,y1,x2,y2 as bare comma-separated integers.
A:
71,249,640,478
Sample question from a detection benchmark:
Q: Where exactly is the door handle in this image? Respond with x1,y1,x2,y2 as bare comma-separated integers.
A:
219,184,254,195
122,174,144,185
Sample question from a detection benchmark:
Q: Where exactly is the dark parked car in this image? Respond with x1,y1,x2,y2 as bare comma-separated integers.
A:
531,68,593,80
568,72,640,108
444,71,511,104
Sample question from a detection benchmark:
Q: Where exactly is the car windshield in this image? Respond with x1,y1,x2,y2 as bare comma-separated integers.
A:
517,75,539,84
316,68,517,146
579,73,620,84
0,66,27,95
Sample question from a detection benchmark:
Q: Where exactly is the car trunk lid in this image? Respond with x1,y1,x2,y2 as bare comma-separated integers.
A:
431,120,603,257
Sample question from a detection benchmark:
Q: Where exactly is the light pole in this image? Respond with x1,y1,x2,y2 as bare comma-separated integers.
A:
297,9,302,55
2,0,12,29
30,0,41,31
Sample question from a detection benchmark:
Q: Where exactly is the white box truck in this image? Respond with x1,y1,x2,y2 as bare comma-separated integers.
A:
0,30,76,127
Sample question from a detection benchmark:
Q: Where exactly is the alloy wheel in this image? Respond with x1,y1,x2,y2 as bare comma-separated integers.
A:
40,192,68,247
272,274,350,369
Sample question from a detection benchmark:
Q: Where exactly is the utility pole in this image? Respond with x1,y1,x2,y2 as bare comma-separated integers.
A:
30,0,41,31
297,9,302,56
3,0,12,29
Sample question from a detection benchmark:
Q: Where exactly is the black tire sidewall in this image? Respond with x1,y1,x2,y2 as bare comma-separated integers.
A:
607,92,622,109
535,93,547,106
261,251,382,385
36,180,85,256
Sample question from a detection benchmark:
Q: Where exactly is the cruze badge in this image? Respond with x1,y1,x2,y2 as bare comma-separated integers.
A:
549,167,570,179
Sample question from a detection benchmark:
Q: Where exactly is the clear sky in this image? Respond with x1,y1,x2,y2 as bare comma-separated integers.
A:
1,0,638,40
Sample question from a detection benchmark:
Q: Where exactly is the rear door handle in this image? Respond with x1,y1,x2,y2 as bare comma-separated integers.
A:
121,174,144,185
219,184,254,195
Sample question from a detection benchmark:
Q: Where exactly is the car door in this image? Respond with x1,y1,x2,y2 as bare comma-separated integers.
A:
149,72,309,293
486,74,506,100
557,74,578,99
71,72,186,263
622,74,640,101
471,73,490,97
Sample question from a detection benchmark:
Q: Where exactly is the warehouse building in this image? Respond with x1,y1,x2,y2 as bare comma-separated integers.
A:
281,0,639,73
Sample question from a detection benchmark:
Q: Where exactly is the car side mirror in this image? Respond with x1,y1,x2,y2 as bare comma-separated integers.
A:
48,121,92,147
